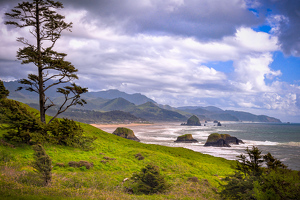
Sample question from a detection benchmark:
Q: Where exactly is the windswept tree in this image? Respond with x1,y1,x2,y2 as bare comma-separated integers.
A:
0,80,9,99
5,0,87,124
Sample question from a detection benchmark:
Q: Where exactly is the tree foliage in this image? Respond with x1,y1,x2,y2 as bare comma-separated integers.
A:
47,118,96,150
130,163,169,194
0,80,9,99
0,99,45,144
1,98,95,149
5,0,87,124
220,146,300,200
32,144,52,186
236,146,264,177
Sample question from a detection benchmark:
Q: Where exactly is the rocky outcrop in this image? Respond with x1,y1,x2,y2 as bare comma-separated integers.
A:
113,127,140,142
204,133,244,147
181,115,201,126
174,134,198,143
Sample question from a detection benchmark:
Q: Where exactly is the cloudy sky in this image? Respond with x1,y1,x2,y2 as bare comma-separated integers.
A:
0,0,299,122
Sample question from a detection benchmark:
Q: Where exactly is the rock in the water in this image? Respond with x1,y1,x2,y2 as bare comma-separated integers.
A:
113,127,140,142
204,133,244,147
181,115,201,126
175,134,198,143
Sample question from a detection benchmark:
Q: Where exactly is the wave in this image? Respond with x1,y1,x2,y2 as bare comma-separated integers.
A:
281,142,300,147
242,140,279,146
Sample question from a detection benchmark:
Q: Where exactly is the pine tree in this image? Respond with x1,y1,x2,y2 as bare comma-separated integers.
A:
131,163,169,194
263,152,287,170
5,0,87,124
0,80,9,99
32,144,52,186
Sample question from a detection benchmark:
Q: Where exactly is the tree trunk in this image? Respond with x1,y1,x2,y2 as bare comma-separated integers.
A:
36,0,45,123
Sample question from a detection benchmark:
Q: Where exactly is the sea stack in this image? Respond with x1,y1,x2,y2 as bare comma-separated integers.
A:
113,127,140,142
204,133,244,147
174,134,198,143
181,115,201,126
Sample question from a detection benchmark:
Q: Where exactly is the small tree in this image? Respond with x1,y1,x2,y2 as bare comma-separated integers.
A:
263,152,287,171
130,163,169,194
32,144,52,186
220,147,295,200
0,80,9,99
5,0,88,124
236,146,264,177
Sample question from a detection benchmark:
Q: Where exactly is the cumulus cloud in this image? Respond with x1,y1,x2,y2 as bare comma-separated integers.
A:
261,0,300,56
0,0,299,122
59,0,262,40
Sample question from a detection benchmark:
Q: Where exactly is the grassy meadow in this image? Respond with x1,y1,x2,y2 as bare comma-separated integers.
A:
0,103,235,199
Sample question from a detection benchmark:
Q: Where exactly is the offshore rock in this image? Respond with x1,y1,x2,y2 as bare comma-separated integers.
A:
181,115,201,126
174,134,198,143
113,127,140,142
204,133,244,147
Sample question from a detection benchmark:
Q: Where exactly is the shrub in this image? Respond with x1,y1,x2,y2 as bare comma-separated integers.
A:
68,161,93,169
1,99,46,144
130,163,170,194
47,118,96,150
220,146,298,200
135,153,145,160
32,144,52,186
1,99,96,149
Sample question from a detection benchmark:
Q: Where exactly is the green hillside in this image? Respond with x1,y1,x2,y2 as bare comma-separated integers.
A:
101,97,136,111
132,102,187,121
0,101,234,199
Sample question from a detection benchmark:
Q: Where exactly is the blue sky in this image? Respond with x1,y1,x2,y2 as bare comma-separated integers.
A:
0,0,299,122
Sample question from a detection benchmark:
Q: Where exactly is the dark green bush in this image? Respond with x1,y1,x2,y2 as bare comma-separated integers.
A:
47,118,96,150
220,146,299,200
1,99,46,144
130,163,169,194
1,99,96,149
253,169,300,200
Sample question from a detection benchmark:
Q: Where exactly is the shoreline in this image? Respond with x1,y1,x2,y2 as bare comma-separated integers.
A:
90,123,155,129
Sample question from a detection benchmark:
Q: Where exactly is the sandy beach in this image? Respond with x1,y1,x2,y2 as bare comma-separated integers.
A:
91,123,153,129
90,122,179,134
90,123,156,133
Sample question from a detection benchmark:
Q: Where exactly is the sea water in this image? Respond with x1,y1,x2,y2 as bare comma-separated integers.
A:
130,122,300,171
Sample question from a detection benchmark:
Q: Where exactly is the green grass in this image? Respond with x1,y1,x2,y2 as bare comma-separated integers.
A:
0,102,235,199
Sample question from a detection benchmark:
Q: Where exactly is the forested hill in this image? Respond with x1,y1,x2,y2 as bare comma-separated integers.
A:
4,80,281,123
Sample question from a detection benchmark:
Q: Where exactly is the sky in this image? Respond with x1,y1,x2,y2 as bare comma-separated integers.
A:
0,0,299,122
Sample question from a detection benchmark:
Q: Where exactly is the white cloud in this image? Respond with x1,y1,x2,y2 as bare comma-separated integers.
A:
1,1,299,122
232,53,281,92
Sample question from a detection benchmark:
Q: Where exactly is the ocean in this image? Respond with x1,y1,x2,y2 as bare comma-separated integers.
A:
124,122,300,171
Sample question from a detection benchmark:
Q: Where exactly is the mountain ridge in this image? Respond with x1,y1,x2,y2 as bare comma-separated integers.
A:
3,80,281,123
